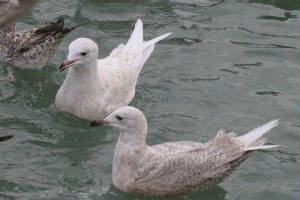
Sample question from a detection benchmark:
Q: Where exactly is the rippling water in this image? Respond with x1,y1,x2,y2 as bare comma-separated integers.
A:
0,0,299,199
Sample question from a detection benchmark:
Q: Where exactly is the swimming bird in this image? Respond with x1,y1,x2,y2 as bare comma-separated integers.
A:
0,17,78,68
55,19,171,122
92,106,280,196
0,0,39,29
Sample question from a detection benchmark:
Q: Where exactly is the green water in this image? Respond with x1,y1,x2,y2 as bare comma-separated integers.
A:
0,0,299,199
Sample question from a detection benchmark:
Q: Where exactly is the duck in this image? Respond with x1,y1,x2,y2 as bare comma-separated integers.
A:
0,17,78,68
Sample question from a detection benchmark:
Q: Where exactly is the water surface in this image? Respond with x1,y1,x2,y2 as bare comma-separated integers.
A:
0,0,299,199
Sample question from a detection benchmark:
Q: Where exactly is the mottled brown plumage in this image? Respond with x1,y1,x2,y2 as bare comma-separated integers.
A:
0,18,77,68
97,106,279,196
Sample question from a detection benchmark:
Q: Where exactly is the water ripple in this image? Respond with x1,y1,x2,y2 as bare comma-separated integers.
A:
255,91,282,96
230,41,297,49
220,69,239,75
233,62,263,69
238,27,299,39
178,76,221,82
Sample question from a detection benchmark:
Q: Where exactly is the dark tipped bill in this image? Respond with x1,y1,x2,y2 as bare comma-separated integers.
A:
59,59,77,72
90,120,108,127
0,135,13,142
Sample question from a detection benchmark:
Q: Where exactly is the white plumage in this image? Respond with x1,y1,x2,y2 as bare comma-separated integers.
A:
55,19,171,121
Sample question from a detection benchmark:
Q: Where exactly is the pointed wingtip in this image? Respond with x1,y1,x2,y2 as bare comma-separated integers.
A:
158,32,172,39
36,17,65,33
62,23,84,35
268,119,280,128
255,119,280,132
165,32,172,37
126,18,144,46
238,119,280,147
136,18,143,26
143,32,172,49
245,144,280,151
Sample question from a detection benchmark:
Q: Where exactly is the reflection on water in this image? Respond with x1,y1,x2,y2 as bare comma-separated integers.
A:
0,0,299,199
102,185,227,200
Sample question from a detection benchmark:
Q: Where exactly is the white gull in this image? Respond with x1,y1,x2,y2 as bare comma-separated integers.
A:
55,19,171,122
92,106,280,196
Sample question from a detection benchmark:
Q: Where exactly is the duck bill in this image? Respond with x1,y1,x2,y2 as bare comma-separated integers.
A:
59,59,77,72
90,119,109,127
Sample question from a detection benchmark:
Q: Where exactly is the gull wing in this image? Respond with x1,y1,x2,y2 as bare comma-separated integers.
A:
134,133,246,190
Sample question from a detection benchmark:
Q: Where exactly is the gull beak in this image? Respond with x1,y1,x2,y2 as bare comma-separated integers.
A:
59,59,77,72
90,119,109,127
0,135,13,142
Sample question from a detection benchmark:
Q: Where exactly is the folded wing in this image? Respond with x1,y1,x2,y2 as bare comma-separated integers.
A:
108,19,171,73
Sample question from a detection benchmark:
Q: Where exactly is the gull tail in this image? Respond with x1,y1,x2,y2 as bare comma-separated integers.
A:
126,19,171,69
237,119,280,151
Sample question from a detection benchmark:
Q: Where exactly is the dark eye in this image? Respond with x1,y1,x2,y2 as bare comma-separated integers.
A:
80,52,87,56
116,115,123,121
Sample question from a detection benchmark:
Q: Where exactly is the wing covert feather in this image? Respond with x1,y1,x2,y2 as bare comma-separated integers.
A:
134,134,246,187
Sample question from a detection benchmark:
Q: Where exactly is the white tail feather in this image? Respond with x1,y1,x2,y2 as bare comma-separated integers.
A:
238,119,279,148
125,19,171,70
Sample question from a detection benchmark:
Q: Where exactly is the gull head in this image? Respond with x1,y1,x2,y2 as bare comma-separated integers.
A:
91,106,147,133
59,38,98,72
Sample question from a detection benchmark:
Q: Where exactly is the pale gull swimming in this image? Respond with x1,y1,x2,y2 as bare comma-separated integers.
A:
0,17,78,68
0,0,39,28
55,19,171,122
92,106,280,196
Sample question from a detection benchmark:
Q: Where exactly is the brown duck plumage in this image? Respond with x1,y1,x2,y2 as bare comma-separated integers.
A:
0,17,78,68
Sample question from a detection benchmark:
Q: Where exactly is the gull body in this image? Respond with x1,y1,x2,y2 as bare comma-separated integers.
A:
95,106,280,196
55,19,171,121
0,18,77,68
